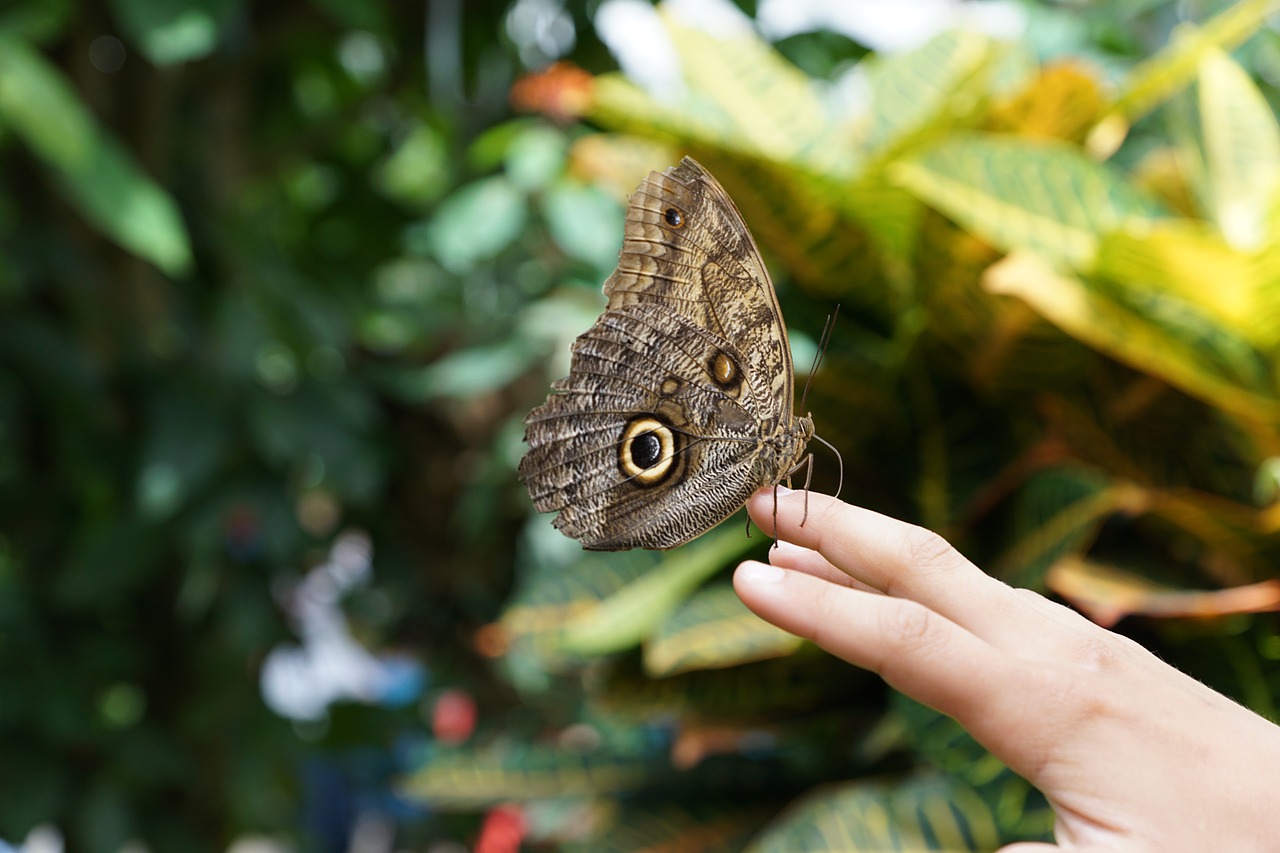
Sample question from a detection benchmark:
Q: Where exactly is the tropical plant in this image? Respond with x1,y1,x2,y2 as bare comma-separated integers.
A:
402,0,1280,849
5,0,1280,850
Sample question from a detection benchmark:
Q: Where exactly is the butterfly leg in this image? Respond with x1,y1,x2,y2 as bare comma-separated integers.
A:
770,481,780,549
782,453,815,528
799,452,813,527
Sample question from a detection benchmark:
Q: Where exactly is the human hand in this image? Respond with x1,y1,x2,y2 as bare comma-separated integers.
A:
733,488,1280,852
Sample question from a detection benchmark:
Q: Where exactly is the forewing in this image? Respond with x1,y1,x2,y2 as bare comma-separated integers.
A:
603,157,795,429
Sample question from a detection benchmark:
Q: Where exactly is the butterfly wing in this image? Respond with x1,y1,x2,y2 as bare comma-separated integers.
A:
604,158,797,432
519,158,809,550
520,301,772,549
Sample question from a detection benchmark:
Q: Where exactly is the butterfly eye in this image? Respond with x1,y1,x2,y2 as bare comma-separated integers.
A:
663,207,685,228
618,416,676,485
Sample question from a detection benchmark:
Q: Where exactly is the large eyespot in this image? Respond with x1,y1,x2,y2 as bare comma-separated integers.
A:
663,207,685,227
618,416,677,486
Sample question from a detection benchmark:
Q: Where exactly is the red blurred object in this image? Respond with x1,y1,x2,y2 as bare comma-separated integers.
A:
431,688,477,745
509,61,593,122
475,804,527,853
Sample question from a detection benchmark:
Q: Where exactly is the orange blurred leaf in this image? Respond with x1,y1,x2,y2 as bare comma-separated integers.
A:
1046,554,1280,627
510,62,594,122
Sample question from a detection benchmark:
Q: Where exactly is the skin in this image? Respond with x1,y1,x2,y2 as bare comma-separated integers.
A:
734,488,1280,853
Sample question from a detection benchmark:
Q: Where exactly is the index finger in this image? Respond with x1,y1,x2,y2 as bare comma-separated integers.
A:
748,488,1035,642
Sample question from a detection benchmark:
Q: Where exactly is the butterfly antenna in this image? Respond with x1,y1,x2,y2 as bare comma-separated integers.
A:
799,304,839,410
811,432,844,500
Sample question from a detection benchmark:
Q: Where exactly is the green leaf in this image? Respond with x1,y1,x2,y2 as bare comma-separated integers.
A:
859,29,1003,161
1196,48,1280,251
661,10,844,172
0,35,192,274
0,0,75,42
991,466,1119,588
401,338,538,401
644,582,803,677
596,650,865,719
564,802,769,853
400,741,660,808
1104,0,1279,130
587,14,853,176
425,175,527,272
839,176,924,264
892,134,1163,270
590,73,731,152
501,524,664,674
747,774,1004,853
560,524,758,656
541,181,624,272
504,123,568,192
135,387,231,520
107,0,241,65
374,121,450,208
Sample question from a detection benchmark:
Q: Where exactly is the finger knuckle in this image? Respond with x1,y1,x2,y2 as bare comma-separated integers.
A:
1073,632,1128,673
804,583,845,648
880,600,941,655
884,526,959,597
898,525,958,572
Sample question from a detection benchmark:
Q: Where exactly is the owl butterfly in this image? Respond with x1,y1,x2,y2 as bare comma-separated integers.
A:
519,157,816,550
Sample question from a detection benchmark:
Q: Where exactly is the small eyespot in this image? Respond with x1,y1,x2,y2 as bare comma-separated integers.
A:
709,352,738,387
664,208,684,227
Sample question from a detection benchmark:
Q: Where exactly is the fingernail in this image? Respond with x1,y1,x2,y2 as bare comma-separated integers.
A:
738,560,784,584
774,485,793,495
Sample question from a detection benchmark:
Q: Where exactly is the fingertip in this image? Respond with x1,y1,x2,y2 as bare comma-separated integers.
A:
768,539,808,565
746,485,799,530
745,488,774,520
735,560,784,586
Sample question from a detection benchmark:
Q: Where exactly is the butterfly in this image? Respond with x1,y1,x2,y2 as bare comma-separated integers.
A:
519,157,814,550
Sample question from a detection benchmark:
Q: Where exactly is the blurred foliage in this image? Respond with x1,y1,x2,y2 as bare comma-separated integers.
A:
4,0,1280,851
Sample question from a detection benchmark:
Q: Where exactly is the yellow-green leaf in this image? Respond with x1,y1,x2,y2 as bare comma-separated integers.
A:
644,583,803,677
859,29,1003,161
661,9,838,170
747,774,1003,853
893,135,1163,269
589,72,735,151
1095,0,1279,150
1197,48,1280,251
559,524,757,656
985,251,1280,421
400,742,656,807
1094,220,1280,346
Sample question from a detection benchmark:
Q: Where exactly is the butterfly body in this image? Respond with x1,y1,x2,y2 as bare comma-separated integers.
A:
519,158,812,550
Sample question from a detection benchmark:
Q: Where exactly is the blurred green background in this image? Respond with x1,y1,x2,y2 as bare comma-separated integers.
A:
4,0,1280,851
